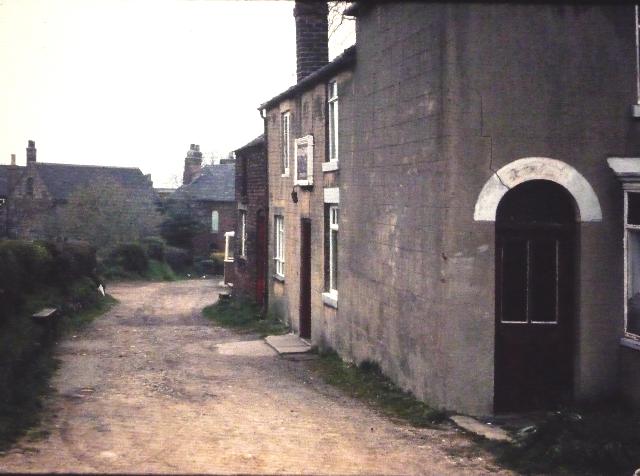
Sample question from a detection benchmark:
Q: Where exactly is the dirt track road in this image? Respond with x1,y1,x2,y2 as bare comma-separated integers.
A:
0,280,510,475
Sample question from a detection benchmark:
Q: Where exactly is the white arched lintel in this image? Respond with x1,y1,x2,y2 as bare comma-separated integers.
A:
473,157,602,222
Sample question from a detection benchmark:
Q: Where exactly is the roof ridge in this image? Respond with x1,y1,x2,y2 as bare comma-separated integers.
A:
36,162,142,171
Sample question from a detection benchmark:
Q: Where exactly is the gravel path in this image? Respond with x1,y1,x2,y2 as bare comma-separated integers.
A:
0,280,511,475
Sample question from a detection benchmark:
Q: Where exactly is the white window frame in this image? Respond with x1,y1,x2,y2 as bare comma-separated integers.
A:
239,210,247,258
294,135,314,187
328,205,339,296
327,80,339,163
211,210,219,233
282,112,291,176
625,191,640,340
274,215,285,278
224,231,235,262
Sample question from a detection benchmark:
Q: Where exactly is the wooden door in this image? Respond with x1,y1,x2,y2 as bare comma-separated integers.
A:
494,180,576,412
299,219,312,339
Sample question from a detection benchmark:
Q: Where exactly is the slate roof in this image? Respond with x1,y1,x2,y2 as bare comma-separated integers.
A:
34,163,153,201
174,162,235,202
234,134,265,153
259,46,356,111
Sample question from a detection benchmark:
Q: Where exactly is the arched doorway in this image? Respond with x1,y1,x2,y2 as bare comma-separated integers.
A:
494,180,577,412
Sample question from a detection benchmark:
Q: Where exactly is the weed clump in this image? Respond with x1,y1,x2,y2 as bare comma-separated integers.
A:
202,297,289,337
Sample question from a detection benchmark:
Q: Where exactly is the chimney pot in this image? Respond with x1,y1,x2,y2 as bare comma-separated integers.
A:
10,154,16,166
26,140,37,164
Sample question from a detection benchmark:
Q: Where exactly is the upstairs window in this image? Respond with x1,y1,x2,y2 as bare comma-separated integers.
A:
211,210,219,233
328,80,339,162
282,112,291,176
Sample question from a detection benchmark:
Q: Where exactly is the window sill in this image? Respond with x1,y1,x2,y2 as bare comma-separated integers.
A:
322,292,338,309
224,259,234,263
281,172,290,178
322,160,339,172
273,274,285,283
621,336,640,351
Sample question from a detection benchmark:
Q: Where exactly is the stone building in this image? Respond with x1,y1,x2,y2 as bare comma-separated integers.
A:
170,144,236,257
1,140,156,241
260,1,354,340
232,135,268,307
258,2,640,415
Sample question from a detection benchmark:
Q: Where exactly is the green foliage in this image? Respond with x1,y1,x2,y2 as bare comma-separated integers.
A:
160,200,205,249
108,243,149,274
485,403,640,475
311,352,447,427
146,259,177,281
164,246,193,273
57,178,160,250
202,297,289,337
142,236,165,261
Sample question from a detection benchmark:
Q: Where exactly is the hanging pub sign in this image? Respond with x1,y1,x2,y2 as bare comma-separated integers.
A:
294,135,314,187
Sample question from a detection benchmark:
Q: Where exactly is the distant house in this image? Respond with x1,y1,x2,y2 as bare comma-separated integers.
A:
232,134,268,307
1,140,156,241
170,144,236,257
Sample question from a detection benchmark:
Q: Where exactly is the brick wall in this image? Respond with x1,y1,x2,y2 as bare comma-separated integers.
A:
266,67,354,343
233,141,268,304
339,4,640,414
191,201,236,257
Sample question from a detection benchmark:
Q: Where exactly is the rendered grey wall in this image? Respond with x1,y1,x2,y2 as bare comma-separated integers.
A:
339,4,640,414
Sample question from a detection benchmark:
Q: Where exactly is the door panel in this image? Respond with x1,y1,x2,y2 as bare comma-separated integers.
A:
299,219,311,339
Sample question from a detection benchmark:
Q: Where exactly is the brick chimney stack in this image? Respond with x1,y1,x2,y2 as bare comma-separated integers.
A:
183,143,203,185
10,154,16,166
26,140,36,164
294,0,328,82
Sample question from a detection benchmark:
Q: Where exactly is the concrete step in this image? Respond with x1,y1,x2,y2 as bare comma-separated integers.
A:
264,333,312,355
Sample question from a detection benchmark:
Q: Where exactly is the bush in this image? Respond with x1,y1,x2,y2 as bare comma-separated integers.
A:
142,236,165,261
165,246,192,273
109,243,149,274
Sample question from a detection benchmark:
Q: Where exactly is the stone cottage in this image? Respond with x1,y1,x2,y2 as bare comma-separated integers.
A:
260,1,354,340
232,135,268,308
170,144,236,257
1,140,156,241
258,1,640,415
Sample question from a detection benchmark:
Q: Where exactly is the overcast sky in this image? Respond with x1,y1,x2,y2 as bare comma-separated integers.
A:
0,0,355,187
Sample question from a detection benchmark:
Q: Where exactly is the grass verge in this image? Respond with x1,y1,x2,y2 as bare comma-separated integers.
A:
309,351,446,427
202,297,289,337
482,402,640,476
0,292,117,452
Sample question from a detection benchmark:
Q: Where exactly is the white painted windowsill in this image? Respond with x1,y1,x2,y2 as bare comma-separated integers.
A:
621,337,640,351
322,292,338,308
273,274,285,283
322,160,339,172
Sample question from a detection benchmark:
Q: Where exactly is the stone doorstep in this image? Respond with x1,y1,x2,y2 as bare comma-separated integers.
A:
264,334,312,355
450,415,514,443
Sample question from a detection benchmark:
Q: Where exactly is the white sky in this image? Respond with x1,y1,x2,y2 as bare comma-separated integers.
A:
0,0,355,187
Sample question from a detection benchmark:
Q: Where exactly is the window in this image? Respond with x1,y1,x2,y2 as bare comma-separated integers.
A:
211,210,219,233
274,215,285,277
328,80,339,162
328,206,339,295
282,112,290,176
626,192,640,338
239,210,247,258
